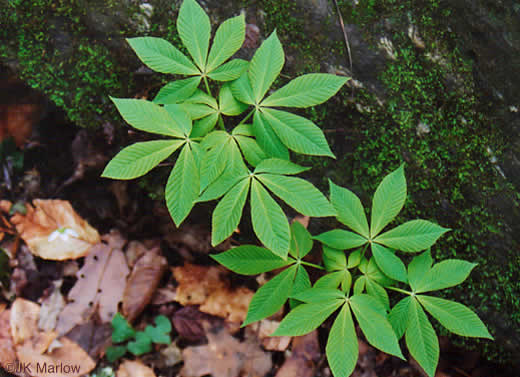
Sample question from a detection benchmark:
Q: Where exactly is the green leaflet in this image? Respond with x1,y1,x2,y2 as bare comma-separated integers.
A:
371,243,408,283
153,76,201,104
408,250,433,291
289,221,313,259
183,89,218,108
415,260,477,293
126,37,198,75
206,15,245,73
254,158,309,175
271,300,342,336
405,298,439,377
314,271,347,290
347,248,363,268
200,137,231,191
164,104,193,137
250,179,291,259
291,288,345,303
219,83,248,115
365,257,394,286
329,180,370,238
182,103,216,120
389,296,411,339
106,346,127,362
102,140,184,180
127,332,152,355
208,59,248,81
257,174,336,217
243,265,297,326
165,143,200,226
370,164,406,238
322,246,347,271
375,219,450,252
232,123,254,137
248,31,284,103
253,110,289,159
111,313,135,343
314,229,367,250
197,157,248,202
289,265,311,308
177,0,210,71
350,294,404,359
230,71,255,104
365,278,390,310
326,304,358,377
212,245,291,275
211,178,250,246
261,108,334,157
234,135,267,167
353,275,366,295
262,73,348,108
144,315,172,344
191,112,219,137
417,295,492,339
110,97,187,138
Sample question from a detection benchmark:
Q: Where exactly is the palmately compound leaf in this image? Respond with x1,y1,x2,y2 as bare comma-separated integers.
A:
110,97,188,138
250,179,291,259
144,315,172,344
127,331,152,356
206,14,245,73
154,76,202,104
177,0,211,71
375,220,450,252
370,164,406,238
262,73,348,108
314,229,367,250
417,295,493,339
289,221,313,259
257,174,336,217
208,59,248,81
253,110,289,159
272,300,343,336
254,158,310,175
347,248,363,268
329,180,369,238
389,296,411,339
243,265,297,326
349,294,404,359
248,31,284,103
407,250,433,291
102,140,184,180
261,108,335,158
127,37,199,75
415,260,477,293
211,178,250,246
212,245,291,275
371,243,408,283
405,298,439,377
165,143,200,226
326,304,358,377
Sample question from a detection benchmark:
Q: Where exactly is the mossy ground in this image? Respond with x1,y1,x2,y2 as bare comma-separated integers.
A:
2,0,519,365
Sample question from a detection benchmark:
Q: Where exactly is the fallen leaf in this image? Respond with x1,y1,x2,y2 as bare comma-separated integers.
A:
16,337,96,377
0,309,19,375
62,314,111,359
150,286,177,306
11,200,100,260
275,331,320,377
172,306,222,342
122,247,167,322
163,224,211,254
173,263,254,323
11,298,40,345
116,360,156,377
159,342,183,368
56,242,129,335
181,325,271,377
38,280,65,332
249,319,291,351
124,241,148,269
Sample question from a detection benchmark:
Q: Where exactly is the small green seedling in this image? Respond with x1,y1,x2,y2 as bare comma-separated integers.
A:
106,313,172,362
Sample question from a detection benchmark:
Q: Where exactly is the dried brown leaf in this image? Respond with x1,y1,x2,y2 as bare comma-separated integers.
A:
16,337,96,377
122,247,167,322
38,280,65,332
56,242,129,335
150,286,177,306
173,263,254,323
11,200,100,260
65,315,111,359
0,309,19,375
275,331,320,377
249,320,291,351
172,306,222,342
117,359,157,377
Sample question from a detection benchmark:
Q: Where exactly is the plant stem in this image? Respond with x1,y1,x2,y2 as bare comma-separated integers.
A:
238,109,254,126
301,261,324,270
387,286,411,295
203,76,212,96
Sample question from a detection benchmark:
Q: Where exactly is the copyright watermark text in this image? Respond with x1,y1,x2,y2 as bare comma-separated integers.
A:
5,362,82,374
